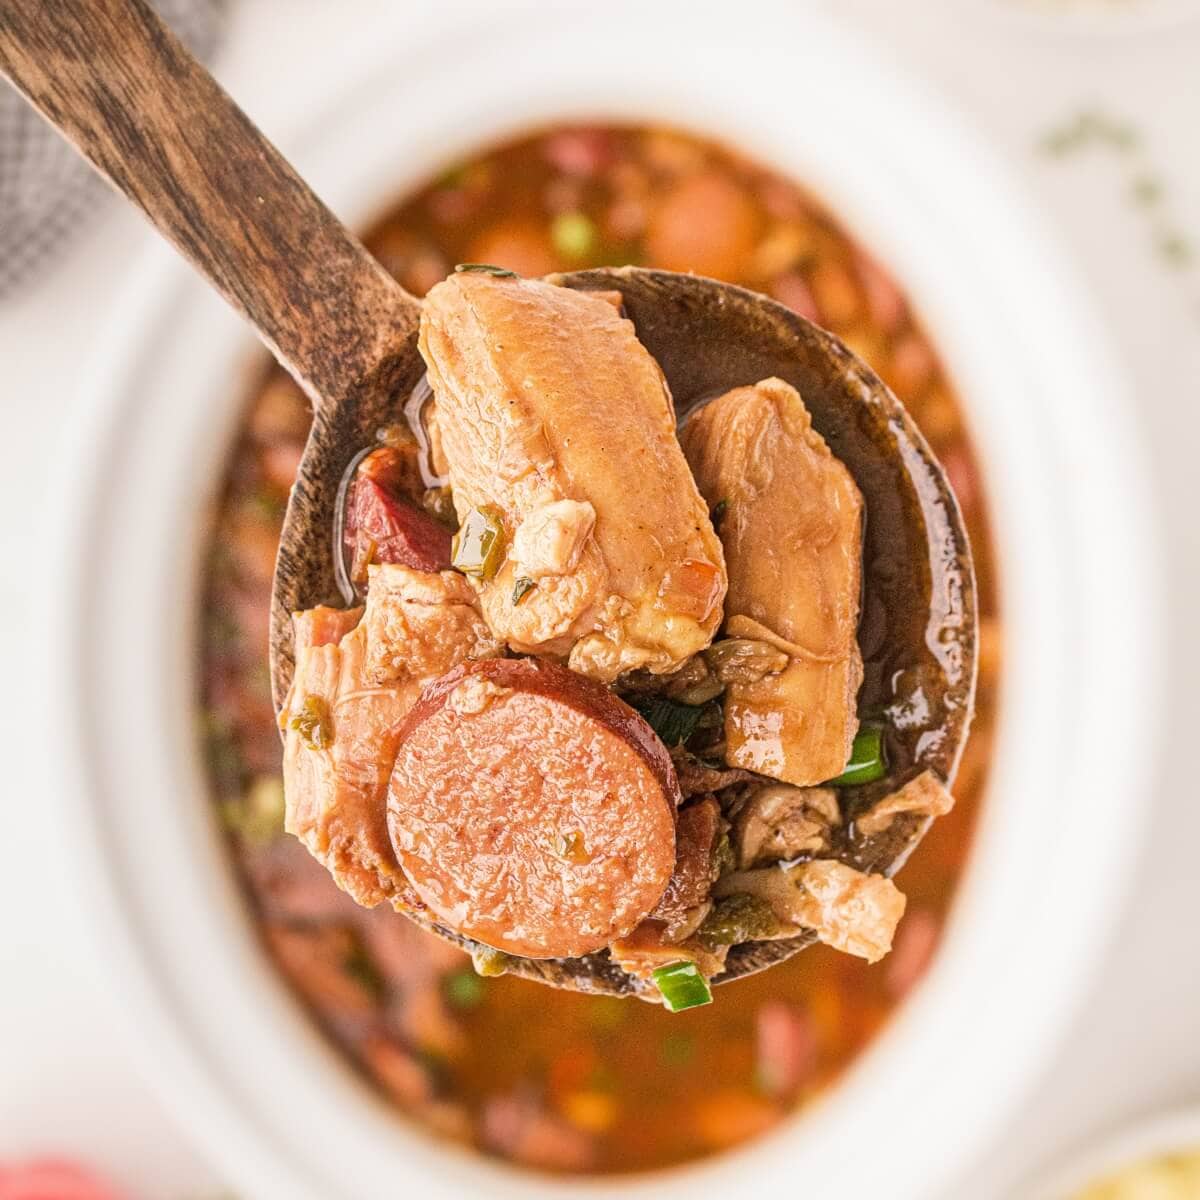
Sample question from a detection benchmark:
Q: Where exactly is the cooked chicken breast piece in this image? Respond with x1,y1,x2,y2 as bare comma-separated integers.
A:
280,565,501,908
714,859,905,962
855,769,954,837
681,377,864,785
419,272,726,681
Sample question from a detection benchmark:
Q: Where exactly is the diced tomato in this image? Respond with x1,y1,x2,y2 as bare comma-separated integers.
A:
656,558,723,622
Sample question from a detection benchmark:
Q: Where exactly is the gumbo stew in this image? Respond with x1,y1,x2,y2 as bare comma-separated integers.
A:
200,124,1000,1174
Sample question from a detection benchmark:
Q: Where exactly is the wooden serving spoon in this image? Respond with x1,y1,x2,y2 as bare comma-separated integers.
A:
0,0,977,997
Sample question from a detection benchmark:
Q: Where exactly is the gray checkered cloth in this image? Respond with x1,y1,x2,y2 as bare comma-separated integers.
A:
0,0,224,299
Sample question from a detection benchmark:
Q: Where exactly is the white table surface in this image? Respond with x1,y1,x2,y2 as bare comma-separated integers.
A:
1,2,1197,1196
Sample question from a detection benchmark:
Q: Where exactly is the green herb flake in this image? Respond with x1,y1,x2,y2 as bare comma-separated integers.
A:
443,969,487,1010
710,498,728,525
652,960,713,1014
512,576,537,605
629,695,706,747
551,212,598,261
455,262,519,278
452,506,506,579
288,695,332,751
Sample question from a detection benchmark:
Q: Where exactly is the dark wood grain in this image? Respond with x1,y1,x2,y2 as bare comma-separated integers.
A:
275,265,979,998
0,0,422,410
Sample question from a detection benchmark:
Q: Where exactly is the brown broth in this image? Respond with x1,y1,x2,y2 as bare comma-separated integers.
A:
199,123,1000,1175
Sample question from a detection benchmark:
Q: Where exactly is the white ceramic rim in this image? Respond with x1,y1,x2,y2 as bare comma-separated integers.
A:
46,4,1164,1199
1020,1105,1200,1198
965,0,1200,36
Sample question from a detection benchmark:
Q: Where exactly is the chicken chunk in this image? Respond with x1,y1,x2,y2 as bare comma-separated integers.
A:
361,564,502,685
280,569,500,908
419,272,726,680
681,377,864,785
855,770,954,837
733,784,840,867
714,859,904,962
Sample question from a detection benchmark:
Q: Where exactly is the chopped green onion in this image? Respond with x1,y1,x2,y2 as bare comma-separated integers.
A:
652,960,713,1013
452,506,506,579
512,576,537,605
826,725,887,786
443,969,487,1010
455,262,518,277
289,695,332,750
551,212,598,261
710,498,728,525
629,695,706,747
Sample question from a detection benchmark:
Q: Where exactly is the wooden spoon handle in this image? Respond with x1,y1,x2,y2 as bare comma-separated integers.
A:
0,0,420,409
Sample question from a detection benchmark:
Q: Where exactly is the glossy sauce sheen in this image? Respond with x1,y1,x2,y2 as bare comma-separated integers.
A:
388,659,678,958
199,124,1001,1174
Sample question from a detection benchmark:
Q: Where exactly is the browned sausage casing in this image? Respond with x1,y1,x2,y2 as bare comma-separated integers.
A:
387,658,680,959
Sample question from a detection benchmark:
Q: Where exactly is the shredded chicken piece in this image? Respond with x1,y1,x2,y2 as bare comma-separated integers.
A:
419,272,726,680
280,570,501,909
511,499,596,579
855,770,954,837
715,859,905,962
733,784,840,867
681,377,864,785
362,563,501,685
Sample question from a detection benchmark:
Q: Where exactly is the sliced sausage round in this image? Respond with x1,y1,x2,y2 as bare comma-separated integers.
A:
387,658,680,959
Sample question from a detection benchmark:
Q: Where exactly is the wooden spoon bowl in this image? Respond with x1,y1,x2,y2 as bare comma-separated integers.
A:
273,266,978,997
0,0,975,999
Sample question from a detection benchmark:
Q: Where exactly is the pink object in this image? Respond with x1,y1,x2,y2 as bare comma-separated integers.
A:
768,272,820,323
855,251,906,334
885,908,942,999
0,1160,125,1200
755,1000,819,1098
541,128,612,177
